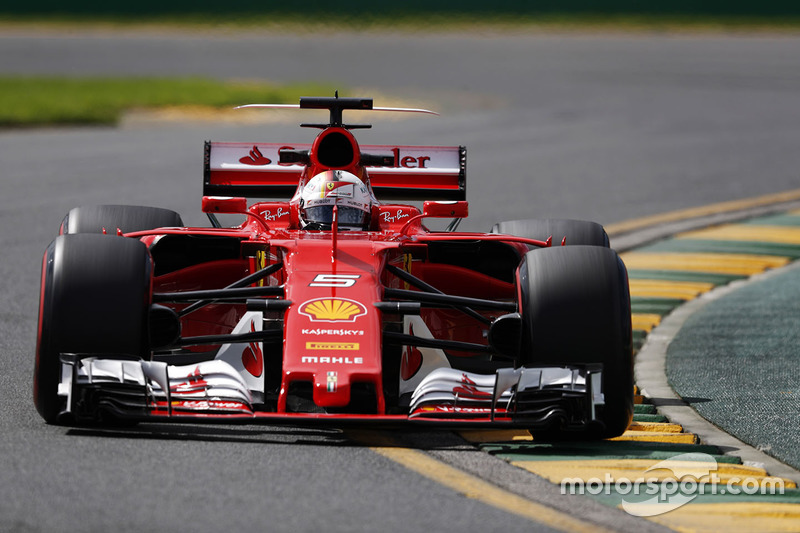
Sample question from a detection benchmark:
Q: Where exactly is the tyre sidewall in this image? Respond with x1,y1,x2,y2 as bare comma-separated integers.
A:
519,245,633,437
34,235,152,423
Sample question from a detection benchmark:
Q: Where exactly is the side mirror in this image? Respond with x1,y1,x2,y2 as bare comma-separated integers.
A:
399,201,469,236
202,196,270,232
202,196,248,214
279,149,310,165
422,201,468,219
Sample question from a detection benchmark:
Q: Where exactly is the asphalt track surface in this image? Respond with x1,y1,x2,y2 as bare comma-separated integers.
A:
2,28,800,532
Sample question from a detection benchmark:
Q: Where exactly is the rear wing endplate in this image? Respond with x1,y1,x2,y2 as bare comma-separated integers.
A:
204,142,466,201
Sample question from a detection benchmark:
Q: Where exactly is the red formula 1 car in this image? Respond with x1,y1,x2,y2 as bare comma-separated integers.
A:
34,96,633,438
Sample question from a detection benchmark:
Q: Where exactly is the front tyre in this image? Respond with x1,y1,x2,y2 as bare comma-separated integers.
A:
34,234,152,424
60,205,183,235
492,218,609,247
518,245,633,438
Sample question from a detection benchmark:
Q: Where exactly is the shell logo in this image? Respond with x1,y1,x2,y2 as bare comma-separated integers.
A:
299,298,367,323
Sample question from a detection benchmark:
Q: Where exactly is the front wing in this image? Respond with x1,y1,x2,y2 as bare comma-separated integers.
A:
57,355,605,429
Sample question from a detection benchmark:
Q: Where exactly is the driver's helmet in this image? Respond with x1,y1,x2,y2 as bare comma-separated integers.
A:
300,170,372,230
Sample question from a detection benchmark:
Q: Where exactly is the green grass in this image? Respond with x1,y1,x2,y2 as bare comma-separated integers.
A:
0,77,338,127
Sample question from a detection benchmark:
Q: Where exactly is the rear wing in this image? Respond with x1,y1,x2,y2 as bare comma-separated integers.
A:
204,142,466,201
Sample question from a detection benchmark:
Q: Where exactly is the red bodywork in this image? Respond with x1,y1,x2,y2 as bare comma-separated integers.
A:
99,99,551,424
140,210,544,422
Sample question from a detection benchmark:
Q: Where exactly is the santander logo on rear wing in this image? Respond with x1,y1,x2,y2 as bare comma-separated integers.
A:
204,142,466,201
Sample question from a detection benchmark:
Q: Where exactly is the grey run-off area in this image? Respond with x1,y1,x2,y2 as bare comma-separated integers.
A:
668,264,800,471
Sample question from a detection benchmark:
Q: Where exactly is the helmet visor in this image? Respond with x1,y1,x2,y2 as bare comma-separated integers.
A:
304,205,368,229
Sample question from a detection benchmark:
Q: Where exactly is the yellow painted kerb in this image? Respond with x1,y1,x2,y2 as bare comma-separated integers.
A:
677,224,800,245
512,458,779,485
628,279,715,300
621,252,790,276
632,313,663,332
646,502,800,533
611,431,699,444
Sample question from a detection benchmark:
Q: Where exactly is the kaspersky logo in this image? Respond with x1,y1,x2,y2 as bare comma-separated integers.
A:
299,298,367,323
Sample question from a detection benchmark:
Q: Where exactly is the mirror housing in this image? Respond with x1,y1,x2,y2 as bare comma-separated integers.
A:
422,201,468,219
279,149,310,165
399,201,469,236
202,196,248,214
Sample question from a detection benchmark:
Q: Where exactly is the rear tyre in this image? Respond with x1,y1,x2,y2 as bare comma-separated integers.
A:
492,218,609,247
518,245,633,438
60,205,183,235
34,234,152,424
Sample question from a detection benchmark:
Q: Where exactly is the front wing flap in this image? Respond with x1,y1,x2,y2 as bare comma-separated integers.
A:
59,356,254,421
58,355,603,429
407,366,604,429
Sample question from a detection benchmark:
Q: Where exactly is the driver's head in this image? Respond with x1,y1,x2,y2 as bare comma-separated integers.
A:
300,170,371,230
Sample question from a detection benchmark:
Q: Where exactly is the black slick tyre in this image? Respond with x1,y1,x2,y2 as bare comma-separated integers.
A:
492,218,609,247
518,245,633,438
34,234,152,424
60,205,183,235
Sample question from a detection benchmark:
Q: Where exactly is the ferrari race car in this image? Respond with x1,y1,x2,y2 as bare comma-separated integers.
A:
34,96,633,438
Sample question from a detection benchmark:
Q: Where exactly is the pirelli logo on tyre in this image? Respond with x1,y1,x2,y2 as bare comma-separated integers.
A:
299,298,367,323
306,342,360,351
